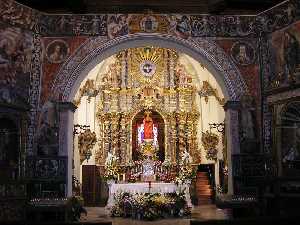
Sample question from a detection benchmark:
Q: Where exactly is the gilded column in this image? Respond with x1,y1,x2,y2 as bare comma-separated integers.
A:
178,88,186,110
186,113,193,154
119,114,128,164
191,111,201,163
103,90,111,112
95,113,105,165
177,112,187,163
103,113,111,156
169,112,177,163
110,89,119,112
169,50,176,88
119,51,126,89
110,112,120,157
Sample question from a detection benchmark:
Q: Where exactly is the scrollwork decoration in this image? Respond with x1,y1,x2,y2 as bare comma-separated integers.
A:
198,81,225,105
202,130,219,161
78,129,97,163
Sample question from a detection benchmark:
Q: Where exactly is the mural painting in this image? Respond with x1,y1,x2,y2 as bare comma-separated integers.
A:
46,40,69,64
107,14,129,39
216,39,260,141
269,21,300,89
0,22,32,100
231,41,255,66
41,37,87,104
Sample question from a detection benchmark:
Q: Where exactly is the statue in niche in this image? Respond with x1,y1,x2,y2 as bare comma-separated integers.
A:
37,101,58,156
283,31,299,82
239,95,256,141
176,64,191,88
143,111,154,140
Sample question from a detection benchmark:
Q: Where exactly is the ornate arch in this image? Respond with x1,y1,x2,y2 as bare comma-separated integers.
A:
50,33,247,102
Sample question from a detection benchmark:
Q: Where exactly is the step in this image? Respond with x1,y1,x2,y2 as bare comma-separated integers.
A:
196,179,209,183
198,196,212,200
196,189,212,193
197,173,208,177
196,175,208,180
198,199,212,205
196,181,209,185
197,172,208,175
196,184,211,188
197,193,213,197
196,187,212,191
197,190,213,195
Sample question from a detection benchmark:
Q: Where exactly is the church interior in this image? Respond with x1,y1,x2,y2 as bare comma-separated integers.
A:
1,0,300,224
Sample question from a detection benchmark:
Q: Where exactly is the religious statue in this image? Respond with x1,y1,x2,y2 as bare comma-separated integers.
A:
239,95,256,140
283,31,299,81
143,111,154,140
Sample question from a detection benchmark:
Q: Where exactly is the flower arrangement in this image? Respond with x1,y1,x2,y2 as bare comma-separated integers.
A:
175,150,196,184
202,130,219,161
78,129,97,163
103,152,119,181
66,196,87,221
110,191,191,220
162,158,172,168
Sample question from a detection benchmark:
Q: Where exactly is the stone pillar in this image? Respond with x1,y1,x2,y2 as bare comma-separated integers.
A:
58,102,77,197
223,100,240,195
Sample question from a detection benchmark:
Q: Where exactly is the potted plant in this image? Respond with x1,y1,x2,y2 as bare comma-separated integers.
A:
67,196,87,221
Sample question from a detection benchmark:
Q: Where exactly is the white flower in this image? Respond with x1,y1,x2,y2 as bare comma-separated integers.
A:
181,150,192,165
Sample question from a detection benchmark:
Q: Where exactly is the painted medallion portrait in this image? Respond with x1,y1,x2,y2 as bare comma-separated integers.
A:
231,42,255,66
46,40,70,64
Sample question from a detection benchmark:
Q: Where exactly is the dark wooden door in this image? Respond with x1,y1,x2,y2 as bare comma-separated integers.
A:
82,165,101,206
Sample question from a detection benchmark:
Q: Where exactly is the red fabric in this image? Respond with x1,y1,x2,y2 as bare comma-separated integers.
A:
143,117,153,139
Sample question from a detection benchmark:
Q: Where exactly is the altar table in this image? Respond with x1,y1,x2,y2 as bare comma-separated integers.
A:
106,182,192,208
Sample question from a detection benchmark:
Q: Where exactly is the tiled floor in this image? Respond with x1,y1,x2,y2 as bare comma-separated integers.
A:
80,205,231,225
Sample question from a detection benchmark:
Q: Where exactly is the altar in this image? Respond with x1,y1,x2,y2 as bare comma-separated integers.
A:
106,182,192,208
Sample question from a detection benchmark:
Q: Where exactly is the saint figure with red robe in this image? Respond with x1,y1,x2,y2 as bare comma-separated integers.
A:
143,111,153,140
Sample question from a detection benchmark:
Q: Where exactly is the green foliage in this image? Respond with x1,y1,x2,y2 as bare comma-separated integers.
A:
110,191,191,220
67,196,87,221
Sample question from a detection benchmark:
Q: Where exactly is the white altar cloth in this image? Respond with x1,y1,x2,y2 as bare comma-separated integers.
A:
106,182,192,208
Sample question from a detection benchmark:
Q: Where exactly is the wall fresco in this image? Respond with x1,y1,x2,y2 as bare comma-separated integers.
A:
0,22,32,100
108,14,129,39
39,15,108,36
0,0,40,31
268,21,300,89
0,0,299,176
40,36,87,104
1,0,299,38
216,39,259,99
216,39,261,140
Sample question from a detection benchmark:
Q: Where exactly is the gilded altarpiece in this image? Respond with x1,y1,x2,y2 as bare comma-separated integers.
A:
93,47,201,165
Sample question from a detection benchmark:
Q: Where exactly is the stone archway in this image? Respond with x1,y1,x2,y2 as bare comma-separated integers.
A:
51,33,247,101
53,33,247,196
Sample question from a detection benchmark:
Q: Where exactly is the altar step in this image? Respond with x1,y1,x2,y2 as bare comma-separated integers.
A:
196,171,213,205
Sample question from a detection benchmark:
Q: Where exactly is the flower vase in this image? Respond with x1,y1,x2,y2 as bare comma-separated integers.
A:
185,179,192,185
107,179,116,185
